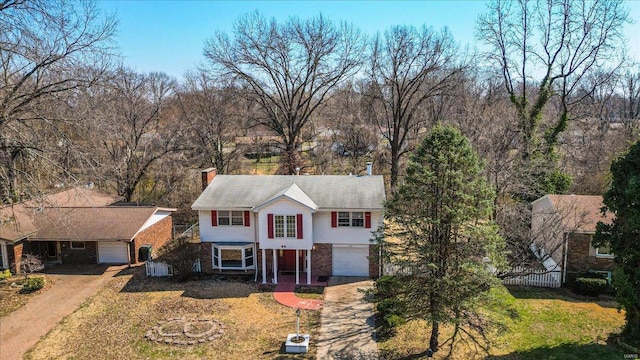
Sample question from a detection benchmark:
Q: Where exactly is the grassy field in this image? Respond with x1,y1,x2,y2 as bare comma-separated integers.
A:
380,285,627,360
24,269,320,360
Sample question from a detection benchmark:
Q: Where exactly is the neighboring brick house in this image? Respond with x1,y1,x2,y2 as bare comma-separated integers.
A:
531,194,615,284
0,187,175,272
191,166,385,285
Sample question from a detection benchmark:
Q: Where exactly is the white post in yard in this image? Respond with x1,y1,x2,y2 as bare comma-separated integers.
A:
272,250,278,284
295,249,300,285
261,249,267,284
306,249,311,285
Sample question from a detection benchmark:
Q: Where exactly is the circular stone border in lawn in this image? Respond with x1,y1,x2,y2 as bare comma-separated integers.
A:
145,317,226,345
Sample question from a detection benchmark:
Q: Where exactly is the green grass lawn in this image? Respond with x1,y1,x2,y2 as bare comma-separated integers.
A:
379,285,627,360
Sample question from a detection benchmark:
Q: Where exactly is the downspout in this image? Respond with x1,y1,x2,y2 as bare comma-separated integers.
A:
127,240,132,268
254,211,258,282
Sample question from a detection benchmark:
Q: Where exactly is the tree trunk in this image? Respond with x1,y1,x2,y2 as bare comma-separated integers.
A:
429,321,439,353
389,147,400,193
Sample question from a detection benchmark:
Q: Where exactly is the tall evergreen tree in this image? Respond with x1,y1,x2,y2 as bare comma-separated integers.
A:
379,125,505,355
595,140,640,346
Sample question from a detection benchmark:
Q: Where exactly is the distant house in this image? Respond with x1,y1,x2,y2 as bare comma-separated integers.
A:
0,187,175,272
191,166,385,284
531,194,615,283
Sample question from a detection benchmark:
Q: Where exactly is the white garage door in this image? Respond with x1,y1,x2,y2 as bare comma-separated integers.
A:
332,245,369,277
98,242,129,264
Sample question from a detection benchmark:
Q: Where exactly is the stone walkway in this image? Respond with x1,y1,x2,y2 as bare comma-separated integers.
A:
0,265,125,360
316,277,379,359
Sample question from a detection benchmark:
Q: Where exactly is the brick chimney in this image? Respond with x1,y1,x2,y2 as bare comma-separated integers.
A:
201,168,217,191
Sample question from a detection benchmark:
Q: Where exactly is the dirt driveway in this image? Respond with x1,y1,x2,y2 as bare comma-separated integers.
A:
0,265,126,360
315,277,379,360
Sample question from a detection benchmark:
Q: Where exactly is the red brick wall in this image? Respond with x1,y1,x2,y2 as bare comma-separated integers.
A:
369,244,380,278
133,216,173,264
566,233,615,275
200,242,213,273
311,244,332,277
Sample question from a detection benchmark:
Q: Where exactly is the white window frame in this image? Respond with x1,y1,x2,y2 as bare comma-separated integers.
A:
212,244,255,270
218,210,244,226
70,241,86,250
274,215,297,238
338,211,364,228
595,245,614,258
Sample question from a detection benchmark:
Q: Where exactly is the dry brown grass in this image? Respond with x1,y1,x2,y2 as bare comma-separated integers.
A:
0,275,48,318
24,269,320,360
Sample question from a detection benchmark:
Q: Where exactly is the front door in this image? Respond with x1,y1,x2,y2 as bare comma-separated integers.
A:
46,242,58,259
278,250,303,272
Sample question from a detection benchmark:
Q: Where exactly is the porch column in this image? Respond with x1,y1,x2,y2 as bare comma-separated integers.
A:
295,249,300,285
261,248,267,284
306,249,311,285
0,242,7,269
272,249,278,284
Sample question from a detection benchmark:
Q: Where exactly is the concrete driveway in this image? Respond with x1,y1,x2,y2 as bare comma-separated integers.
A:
316,277,379,360
0,265,126,360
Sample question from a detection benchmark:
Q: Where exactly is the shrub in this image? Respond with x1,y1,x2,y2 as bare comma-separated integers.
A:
156,235,200,282
373,276,407,337
0,269,11,281
571,277,609,296
21,277,44,293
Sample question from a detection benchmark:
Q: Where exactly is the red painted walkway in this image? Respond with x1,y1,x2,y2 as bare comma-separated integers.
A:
273,274,325,310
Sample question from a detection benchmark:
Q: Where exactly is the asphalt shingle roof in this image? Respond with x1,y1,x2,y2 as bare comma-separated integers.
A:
192,175,386,211
33,207,158,241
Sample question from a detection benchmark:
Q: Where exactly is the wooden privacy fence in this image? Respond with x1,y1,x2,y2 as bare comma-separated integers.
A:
502,267,561,288
145,259,201,277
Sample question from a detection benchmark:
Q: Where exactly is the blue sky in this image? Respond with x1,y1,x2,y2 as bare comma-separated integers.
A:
99,0,640,80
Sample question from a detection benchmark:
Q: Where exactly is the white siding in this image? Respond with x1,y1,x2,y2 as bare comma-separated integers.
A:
198,210,256,243
139,210,171,232
313,211,382,245
257,198,314,250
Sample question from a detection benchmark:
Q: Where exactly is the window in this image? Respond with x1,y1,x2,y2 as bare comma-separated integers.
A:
338,212,351,227
351,212,364,227
274,215,297,238
218,211,244,226
338,212,364,227
212,244,255,270
70,241,85,250
595,244,614,258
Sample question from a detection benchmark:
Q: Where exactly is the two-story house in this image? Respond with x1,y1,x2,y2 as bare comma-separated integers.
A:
191,167,385,285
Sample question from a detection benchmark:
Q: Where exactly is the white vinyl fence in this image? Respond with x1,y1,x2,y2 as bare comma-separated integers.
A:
146,261,173,277
501,266,561,288
145,259,201,277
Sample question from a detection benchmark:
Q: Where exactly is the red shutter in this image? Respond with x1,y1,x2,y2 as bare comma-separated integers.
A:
244,211,250,226
365,212,371,228
331,211,337,228
296,214,303,239
211,210,218,226
267,214,274,239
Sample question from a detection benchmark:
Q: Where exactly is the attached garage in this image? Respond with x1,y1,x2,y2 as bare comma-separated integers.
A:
332,245,369,277
98,241,129,264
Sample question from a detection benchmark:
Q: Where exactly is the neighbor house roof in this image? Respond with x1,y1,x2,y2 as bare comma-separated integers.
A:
534,194,614,233
192,175,385,211
1,186,123,242
32,207,166,241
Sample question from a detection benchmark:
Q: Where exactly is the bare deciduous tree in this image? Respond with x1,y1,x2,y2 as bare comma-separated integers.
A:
0,0,116,202
367,25,464,191
477,0,629,184
91,68,186,202
203,11,364,174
